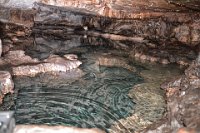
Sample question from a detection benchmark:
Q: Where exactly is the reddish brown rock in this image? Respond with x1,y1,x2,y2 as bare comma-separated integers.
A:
177,127,198,133
38,0,199,19
0,0,200,49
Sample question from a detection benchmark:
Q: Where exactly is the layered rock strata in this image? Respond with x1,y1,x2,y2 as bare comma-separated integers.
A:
33,3,200,47
0,1,200,47
0,2,199,67
0,0,200,132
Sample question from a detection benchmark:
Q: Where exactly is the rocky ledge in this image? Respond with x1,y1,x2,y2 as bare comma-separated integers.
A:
0,0,200,133
0,44,82,104
0,49,82,76
143,54,200,133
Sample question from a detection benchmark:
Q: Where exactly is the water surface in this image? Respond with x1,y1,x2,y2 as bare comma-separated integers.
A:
13,45,144,132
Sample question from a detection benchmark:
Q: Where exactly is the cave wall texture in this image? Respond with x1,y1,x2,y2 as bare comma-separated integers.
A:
0,0,200,133
0,0,200,47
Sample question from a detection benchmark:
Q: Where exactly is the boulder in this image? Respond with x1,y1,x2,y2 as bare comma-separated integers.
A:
0,71,14,104
12,54,82,76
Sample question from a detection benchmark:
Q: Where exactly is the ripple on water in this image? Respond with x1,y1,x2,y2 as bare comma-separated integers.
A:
13,50,144,132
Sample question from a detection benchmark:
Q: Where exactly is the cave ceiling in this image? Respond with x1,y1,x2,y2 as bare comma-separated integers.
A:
0,0,200,19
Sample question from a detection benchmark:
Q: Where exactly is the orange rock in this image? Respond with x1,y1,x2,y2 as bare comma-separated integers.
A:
177,127,197,133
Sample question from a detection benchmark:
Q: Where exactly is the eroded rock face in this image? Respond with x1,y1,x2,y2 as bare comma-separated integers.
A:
129,43,197,66
0,71,14,104
1,0,197,17
174,22,200,46
144,55,200,133
1,0,200,50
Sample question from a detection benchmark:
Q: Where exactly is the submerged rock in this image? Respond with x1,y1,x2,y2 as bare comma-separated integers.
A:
0,71,14,104
110,62,183,133
97,53,136,72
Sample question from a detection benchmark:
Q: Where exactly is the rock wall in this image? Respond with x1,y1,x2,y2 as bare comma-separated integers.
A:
0,0,200,47
0,0,200,132
143,54,200,133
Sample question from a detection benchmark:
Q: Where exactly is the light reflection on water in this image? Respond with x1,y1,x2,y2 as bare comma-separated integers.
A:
13,45,144,132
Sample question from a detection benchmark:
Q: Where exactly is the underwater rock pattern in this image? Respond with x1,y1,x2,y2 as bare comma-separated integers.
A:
89,53,136,72
110,62,183,133
0,71,14,104
12,47,144,132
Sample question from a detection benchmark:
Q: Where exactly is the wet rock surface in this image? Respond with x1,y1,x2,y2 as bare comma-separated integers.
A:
0,44,183,132
13,54,81,76
0,71,14,104
14,125,105,133
11,46,144,132
0,30,198,133
143,55,200,133
0,0,200,133
0,48,82,76
94,53,136,72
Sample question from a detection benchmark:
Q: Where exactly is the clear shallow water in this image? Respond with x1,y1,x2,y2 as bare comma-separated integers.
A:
13,45,144,132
